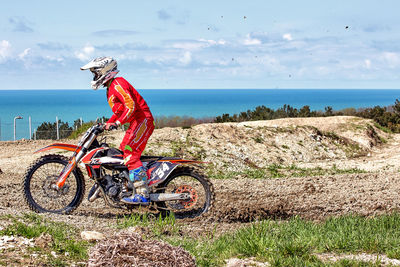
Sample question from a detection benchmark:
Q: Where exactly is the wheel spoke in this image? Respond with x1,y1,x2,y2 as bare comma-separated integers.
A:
159,169,213,218
24,156,84,213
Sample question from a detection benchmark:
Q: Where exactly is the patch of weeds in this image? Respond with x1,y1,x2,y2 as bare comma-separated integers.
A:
165,213,400,266
243,168,266,179
287,164,325,177
324,131,341,141
379,136,387,144
373,122,392,134
286,164,365,177
153,213,179,237
208,163,365,180
253,135,264,143
281,144,289,150
116,213,150,229
194,148,207,160
0,213,90,265
331,164,366,174
206,167,240,179
170,141,185,157
116,212,179,237
267,163,283,178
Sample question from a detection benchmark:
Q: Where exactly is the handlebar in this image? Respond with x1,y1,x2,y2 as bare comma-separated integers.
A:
94,123,118,133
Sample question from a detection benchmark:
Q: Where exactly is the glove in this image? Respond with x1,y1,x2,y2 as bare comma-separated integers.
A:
105,121,120,130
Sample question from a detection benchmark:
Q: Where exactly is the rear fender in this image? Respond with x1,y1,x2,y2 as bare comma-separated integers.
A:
147,161,178,187
34,143,80,154
147,159,207,187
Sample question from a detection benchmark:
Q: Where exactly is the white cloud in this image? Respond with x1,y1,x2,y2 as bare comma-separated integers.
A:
0,40,12,62
244,34,261,45
75,44,95,61
172,39,226,51
382,52,400,68
283,33,293,41
45,55,64,62
172,41,204,50
18,48,31,60
179,51,192,65
364,59,371,69
198,39,226,46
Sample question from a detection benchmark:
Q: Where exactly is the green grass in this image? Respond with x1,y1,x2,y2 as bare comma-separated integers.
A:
164,214,400,266
373,122,393,134
207,164,365,180
253,136,264,143
3,213,400,266
116,212,180,237
0,213,90,265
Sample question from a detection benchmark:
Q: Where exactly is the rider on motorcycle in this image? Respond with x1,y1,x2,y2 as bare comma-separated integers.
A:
81,57,154,205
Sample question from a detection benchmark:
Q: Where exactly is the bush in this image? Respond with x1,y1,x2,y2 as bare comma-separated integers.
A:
34,120,73,139
215,100,400,133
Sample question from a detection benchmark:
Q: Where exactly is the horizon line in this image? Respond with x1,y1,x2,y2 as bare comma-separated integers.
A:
1,88,400,90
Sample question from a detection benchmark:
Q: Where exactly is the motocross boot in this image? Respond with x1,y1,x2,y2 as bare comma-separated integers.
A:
121,166,150,205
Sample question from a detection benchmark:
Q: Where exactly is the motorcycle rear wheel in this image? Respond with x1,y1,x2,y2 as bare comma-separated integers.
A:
23,154,85,214
155,166,214,218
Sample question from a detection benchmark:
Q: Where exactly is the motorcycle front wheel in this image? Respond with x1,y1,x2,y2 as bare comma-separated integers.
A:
155,166,214,218
23,154,85,214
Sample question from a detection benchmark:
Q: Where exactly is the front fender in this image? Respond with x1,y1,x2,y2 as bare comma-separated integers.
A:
34,143,80,154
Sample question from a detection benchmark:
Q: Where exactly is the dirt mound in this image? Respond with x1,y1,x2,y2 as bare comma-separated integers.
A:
0,116,392,175
88,231,195,267
133,116,389,173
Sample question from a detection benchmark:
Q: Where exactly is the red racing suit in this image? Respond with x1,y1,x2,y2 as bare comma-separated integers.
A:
106,77,154,170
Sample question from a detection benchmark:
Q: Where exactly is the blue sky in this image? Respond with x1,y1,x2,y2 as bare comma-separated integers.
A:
1,0,399,89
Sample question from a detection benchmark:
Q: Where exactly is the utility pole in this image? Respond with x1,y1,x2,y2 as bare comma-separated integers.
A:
14,116,23,141
56,116,59,140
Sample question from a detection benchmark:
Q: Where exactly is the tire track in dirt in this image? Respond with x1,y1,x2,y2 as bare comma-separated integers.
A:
1,171,400,238
204,173,400,223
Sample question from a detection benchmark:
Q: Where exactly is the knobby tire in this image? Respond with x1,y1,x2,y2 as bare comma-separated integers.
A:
155,166,214,219
23,154,85,214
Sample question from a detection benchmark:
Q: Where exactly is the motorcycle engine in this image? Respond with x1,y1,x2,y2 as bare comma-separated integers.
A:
101,175,121,198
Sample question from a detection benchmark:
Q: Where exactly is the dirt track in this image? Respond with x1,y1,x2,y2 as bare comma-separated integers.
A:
1,117,400,237
1,170,399,237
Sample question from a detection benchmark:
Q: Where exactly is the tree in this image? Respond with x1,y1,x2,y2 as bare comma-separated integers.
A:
35,120,73,140
324,106,333,116
394,99,400,115
298,105,311,117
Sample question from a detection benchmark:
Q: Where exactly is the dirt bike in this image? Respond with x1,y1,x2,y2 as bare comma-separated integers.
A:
22,123,214,218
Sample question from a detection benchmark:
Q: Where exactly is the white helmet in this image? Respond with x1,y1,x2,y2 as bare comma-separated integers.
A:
80,57,119,90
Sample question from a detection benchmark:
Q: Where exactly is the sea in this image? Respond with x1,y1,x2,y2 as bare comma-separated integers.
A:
0,89,399,141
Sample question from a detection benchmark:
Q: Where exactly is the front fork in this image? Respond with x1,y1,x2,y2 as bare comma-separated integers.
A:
55,133,97,189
